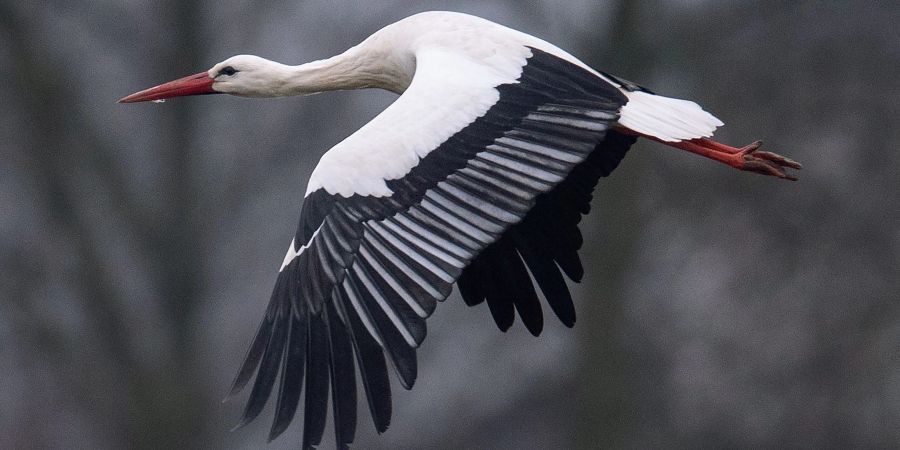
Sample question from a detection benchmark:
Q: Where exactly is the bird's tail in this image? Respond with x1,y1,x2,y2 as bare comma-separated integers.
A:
617,90,724,142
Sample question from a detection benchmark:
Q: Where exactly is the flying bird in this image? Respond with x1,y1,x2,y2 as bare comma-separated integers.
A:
120,11,800,449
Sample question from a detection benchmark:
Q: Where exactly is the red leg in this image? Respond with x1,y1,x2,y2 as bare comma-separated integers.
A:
638,134,802,181
696,138,801,167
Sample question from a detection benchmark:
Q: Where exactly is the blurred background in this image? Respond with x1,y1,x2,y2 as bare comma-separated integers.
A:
2,1,898,448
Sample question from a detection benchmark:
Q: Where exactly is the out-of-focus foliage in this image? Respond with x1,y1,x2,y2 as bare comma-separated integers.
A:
1,1,897,449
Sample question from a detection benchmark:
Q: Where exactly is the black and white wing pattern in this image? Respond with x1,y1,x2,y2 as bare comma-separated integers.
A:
456,129,635,335
227,47,634,448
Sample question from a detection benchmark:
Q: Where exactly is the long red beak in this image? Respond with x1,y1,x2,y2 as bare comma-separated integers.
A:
118,71,217,103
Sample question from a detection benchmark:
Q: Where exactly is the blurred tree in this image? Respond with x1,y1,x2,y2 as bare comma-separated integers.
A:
575,1,650,448
0,0,217,447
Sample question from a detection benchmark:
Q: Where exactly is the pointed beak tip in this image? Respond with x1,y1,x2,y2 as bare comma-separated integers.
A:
117,71,215,104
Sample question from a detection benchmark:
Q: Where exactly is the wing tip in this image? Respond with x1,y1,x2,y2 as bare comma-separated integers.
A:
222,390,238,404
375,418,391,434
230,414,254,433
267,423,288,443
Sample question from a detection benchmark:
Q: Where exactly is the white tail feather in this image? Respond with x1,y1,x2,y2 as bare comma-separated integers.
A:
618,91,724,142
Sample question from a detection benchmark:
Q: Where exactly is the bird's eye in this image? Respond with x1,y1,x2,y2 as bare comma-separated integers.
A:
218,66,237,77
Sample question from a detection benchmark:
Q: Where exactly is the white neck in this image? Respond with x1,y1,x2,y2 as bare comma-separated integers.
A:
214,36,415,98
283,46,412,96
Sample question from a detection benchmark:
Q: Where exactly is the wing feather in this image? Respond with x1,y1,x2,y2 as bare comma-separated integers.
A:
268,306,307,441
234,282,290,428
325,302,357,449
229,48,635,447
300,312,330,450
333,288,392,432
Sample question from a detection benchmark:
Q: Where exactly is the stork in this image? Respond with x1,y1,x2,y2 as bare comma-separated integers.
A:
120,11,800,449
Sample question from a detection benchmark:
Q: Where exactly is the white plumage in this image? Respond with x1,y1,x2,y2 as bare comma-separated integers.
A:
305,12,721,197
119,10,800,449
619,90,723,142
306,47,519,197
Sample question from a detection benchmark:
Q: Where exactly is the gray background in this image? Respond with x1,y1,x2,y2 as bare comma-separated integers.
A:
2,1,898,449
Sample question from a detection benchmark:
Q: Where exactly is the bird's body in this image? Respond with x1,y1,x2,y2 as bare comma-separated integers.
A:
120,11,800,449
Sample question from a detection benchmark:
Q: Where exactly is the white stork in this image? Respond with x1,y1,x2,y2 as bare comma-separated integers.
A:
120,11,800,448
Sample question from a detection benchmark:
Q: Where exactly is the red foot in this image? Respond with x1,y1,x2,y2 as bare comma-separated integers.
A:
727,140,802,181
651,136,802,181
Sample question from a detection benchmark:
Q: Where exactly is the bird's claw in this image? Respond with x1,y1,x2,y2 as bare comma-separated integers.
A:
737,141,801,181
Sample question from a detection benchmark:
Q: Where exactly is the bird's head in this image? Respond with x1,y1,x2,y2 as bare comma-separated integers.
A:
118,55,291,103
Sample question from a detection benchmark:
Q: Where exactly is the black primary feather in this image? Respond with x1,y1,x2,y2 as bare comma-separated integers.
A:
228,48,636,448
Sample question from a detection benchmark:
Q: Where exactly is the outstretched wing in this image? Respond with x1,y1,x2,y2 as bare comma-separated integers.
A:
228,47,631,448
456,130,636,335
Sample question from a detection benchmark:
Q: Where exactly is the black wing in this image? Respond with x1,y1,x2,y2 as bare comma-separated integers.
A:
227,48,632,448
457,130,636,335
